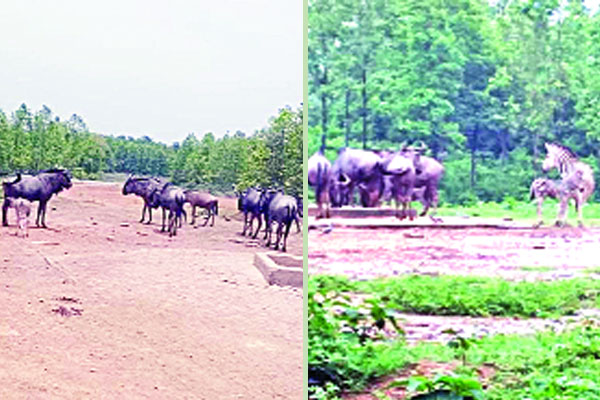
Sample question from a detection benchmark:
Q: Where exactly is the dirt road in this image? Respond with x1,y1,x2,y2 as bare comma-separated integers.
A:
0,181,302,399
309,224,600,281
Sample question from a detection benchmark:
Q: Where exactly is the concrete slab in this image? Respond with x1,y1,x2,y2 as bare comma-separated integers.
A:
254,252,303,288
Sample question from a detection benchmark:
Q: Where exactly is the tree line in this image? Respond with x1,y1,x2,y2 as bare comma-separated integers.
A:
308,0,600,204
0,103,303,195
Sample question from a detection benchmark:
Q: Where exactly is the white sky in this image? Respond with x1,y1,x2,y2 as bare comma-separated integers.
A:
0,1,302,144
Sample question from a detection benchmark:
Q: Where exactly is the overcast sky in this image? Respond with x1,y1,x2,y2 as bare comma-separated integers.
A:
0,1,302,144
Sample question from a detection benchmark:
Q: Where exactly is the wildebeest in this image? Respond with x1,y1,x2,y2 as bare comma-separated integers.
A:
541,143,595,227
329,148,383,208
183,190,218,227
122,175,167,224
2,169,73,228
379,149,417,219
365,144,444,220
529,172,584,228
5,198,31,237
308,136,332,218
236,187,263,238
148,183,186,236
260,190,298,252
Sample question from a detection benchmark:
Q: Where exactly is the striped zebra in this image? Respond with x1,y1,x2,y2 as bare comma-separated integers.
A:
541,143,595,227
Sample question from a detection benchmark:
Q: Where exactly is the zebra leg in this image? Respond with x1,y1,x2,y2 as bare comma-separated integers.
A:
533,197,544,228
576,195,584,228
555,198,568,227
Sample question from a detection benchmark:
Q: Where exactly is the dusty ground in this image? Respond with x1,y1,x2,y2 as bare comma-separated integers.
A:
0,181,303,399
309,223,600,280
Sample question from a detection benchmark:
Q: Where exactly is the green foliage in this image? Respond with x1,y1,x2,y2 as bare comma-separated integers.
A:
309,0,600,204
311,275,600,318
0,104,302,196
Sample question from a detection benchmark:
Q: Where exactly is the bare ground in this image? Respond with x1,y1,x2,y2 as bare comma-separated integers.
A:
0,181,303,399
309,224,600,281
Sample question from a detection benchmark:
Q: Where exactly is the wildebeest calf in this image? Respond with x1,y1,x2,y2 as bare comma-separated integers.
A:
184,190,218,227
6,198,31,237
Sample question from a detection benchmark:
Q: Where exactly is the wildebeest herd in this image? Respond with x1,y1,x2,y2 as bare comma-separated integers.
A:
309,138,595,227
308,137,445,221
1,171,301,252
235,186,302,252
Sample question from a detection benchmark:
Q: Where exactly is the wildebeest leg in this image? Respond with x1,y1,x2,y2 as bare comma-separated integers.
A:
37,200,48,228
251,214,262,239
241,212,249,235
281,220,292,252
274,222,283,250
2,198,9,226
140,203,147,223
190,205,196,225
161,207,167,232
295,216,301,233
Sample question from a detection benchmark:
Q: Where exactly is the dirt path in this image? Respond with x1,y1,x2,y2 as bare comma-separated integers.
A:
309,225,600,280
0,181,302,399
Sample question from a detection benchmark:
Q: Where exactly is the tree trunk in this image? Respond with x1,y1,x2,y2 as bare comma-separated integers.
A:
321,66,328,136
361,68,367,150
345,89,350,147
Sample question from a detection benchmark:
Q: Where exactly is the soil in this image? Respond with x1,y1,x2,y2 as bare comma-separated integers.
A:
309,224,600,281
0,181,303,399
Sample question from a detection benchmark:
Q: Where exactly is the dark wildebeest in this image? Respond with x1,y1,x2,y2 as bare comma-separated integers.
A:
236,187,263,238
184,190,218,227
329,148,383,208
375,144,444,220
122,175,167,224
148,183,186,236
541,143,595,227
378,149,417,219
260,190,298,252
308,136,332,218
2,169,73,228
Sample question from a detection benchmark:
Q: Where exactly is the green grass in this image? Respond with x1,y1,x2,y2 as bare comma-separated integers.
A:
519,266,556,272
311,274,600,319
309,273,600,399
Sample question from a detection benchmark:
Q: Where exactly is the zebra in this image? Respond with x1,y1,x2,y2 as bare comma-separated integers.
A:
541,143,595,227
529,172,583,228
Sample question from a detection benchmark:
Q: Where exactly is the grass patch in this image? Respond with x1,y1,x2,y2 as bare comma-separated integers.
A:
311,274,600,318
309,274,600,399
519,266,556,272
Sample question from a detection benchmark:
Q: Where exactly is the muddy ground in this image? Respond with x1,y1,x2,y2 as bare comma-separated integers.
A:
0,181,302,399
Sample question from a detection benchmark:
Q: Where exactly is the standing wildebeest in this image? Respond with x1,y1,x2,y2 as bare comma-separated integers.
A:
370,144,444,220
184,190,218,227
530,172,584,228
122,175,167,224
260,190,298,252
329,148,383,208
2,169,72,228
148,183,186,236
541,143,595,227
236,187,263,238
308,136,332,218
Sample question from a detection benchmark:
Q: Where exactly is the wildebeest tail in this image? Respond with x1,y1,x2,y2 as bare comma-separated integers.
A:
213,201,219,216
